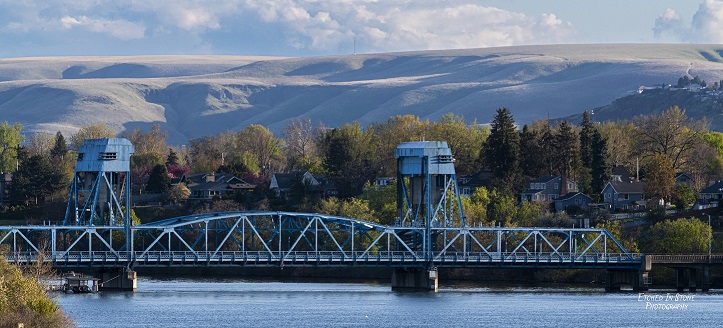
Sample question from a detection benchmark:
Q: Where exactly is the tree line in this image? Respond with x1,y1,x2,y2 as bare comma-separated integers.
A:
1,106,722,219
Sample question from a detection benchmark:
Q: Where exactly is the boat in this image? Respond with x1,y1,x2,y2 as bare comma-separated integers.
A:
61,272,101,293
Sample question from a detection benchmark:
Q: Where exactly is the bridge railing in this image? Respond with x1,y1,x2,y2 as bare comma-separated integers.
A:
5,250,642,266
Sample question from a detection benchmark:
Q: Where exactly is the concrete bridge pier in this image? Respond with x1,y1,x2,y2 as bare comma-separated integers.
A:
391,267,438,292
605,269,648,292
96,267,137,291
676,266,710,292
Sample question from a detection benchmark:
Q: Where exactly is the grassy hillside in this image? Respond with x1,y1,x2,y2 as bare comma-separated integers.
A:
1,44,723,143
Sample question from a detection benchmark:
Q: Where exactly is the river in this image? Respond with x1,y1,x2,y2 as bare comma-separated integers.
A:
55,276,723,327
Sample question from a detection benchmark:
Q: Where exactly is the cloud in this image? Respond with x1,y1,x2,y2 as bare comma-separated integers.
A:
61,16,146,40
242,1,576,52
654,0,723,43
0,0,576,55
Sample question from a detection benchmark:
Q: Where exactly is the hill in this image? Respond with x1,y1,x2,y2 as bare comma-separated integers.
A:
561,88,723,128
2,44,723,144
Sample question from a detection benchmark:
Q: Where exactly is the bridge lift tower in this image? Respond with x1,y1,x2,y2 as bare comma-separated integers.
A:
395,141,465,229
393,141,464,291
64,138,134,245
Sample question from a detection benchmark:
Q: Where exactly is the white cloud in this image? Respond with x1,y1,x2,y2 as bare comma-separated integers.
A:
654,1,723,43
242,1,575,52
61,15,146,40
0,0,577,54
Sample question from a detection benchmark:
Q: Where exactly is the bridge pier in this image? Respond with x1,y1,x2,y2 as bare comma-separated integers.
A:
96,267,137,291
676,267,710,292
391,268,438,292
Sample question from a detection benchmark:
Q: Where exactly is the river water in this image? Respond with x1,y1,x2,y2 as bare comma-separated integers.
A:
55,277,723,327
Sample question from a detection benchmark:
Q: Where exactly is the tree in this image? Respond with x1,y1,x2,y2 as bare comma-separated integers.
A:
486,188,517,226
168,183,191,205
641,218,710,254
672,184,695,210
25,133,54,158
7,148,67,205
122,124,168,158
483,108,521,195
50,132,68,161
283,118,321,172
643,154,675,207
0,249,73,327
519,124,545,178
590,129,611,193
70,123,116,151
0,121,23,173
461,187,490,226
427,113,488,175
634,106,708,171
369,115,429,177
237,125,285,176
552,121,580,194
320,123,376,198
579,111,594,168
146,164,170,194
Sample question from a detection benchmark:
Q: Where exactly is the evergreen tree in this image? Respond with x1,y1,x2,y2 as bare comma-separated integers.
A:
520,124,545,178
579,111,594,168
50,131,68,161
590,129,611,193
552,121,580,194
166,148,179,166
483,108,521,195
146,164,170,194
7,147,66,204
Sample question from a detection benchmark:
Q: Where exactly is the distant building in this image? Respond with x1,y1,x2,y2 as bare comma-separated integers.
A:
269,171,337,198
601,180,646,211
520,176,577,202
554,192,593,213
181,172,255,200
458,170,493,198
696,181,723,209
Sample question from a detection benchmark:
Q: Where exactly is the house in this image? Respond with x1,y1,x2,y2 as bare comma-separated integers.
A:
181,172,256,200
520,176,578,202
554,192,593,213
601,180,646,211
269,171,338,198
611,166,635,183
0,173,10,205
458,170,494,198
696,181,723,209
375,177,396,187
675,173,694,187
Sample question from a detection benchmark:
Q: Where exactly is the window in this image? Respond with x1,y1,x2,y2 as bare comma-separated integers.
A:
554,183,559,190
99,152,117,160
77,153,84,161
624,193,629,200
462,187,471,196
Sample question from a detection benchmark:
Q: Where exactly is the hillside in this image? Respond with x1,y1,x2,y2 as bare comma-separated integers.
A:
561,88,723,128
2,44,723,144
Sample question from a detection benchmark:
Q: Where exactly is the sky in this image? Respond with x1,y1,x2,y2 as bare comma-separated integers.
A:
0,0,721,58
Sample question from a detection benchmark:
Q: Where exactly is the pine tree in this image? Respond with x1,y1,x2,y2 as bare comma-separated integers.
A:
483,108,521,195
591,129,611,193
553,121,579,194
146,164,170,194
520,125,544,178
580,111,594,168
50,131,68,161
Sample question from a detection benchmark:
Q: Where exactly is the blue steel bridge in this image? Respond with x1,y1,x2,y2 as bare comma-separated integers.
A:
0,139,645,291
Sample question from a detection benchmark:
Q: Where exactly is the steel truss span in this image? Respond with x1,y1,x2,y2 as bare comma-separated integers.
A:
1,211,640,269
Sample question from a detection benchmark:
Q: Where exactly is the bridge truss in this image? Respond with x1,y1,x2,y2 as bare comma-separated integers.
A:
1,211,639,269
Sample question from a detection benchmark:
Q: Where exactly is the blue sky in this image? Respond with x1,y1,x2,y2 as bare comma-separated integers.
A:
0,0,720,58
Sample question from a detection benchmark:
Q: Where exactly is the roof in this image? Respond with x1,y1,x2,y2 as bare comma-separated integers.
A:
183,172,255,192
529,176,559,183
701,181,723,194
555,192,592,202
606,180,645,194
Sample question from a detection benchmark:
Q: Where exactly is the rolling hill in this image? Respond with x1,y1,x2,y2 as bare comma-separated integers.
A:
2,44,723,144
